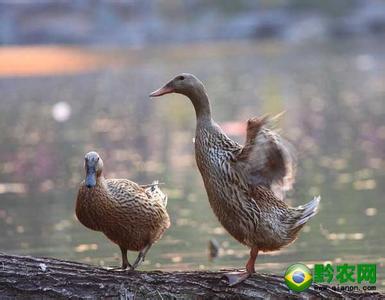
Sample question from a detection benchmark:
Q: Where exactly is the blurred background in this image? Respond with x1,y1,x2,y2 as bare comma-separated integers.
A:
0,0,384,290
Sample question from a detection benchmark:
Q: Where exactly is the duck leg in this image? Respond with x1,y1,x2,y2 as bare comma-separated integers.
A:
223,247,258,286
131,244,152,270
110,246,132,270
120,246,133,269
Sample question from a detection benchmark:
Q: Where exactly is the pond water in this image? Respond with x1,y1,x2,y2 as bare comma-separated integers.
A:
0,39,384,291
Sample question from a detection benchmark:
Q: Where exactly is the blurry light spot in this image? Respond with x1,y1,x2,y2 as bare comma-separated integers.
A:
52,101,71,122
365,208,377,217
171,256,182,263
355,55,375,71
226,249,235,255
337,173,352,184
337,218,346,225
16,225,24,233
40,180,54,193
75,243,98,253
187,194,197,203
54,219,72,231
221,121,246,136
327,232,364,241
142,260,150,265
0,183,27,194
328,233,346,240
353,179,376,190
212,227,226,235
347,233,364,240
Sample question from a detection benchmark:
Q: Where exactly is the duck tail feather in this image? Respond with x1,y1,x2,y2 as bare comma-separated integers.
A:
294,195,321,227
143,180,168,207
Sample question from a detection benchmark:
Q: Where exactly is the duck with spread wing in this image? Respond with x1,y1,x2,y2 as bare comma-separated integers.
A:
150,74,320,285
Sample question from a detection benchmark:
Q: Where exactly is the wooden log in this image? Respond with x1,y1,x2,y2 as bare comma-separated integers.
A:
0,252,382,299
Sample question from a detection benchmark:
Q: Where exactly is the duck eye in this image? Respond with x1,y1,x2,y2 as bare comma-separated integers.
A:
179,76,185,81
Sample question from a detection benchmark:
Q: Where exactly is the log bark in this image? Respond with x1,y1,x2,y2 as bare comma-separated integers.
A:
0,252,382,299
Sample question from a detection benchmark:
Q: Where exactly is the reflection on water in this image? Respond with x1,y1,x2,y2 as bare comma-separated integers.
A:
0,39,384,290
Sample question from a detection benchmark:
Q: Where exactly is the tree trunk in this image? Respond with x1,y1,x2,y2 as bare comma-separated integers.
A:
0,253,382,299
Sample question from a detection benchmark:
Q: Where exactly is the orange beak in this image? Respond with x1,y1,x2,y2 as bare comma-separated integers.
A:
149,85,174,97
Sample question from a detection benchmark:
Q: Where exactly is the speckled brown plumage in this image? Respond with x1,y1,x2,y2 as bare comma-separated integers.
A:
194,121,317,252
76,152,170,270
150,73,320,285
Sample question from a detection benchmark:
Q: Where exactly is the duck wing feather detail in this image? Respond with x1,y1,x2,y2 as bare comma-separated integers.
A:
234,116,297,199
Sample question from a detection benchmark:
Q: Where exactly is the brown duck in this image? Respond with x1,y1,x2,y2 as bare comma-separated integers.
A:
150,74,320,285
76,151,170,270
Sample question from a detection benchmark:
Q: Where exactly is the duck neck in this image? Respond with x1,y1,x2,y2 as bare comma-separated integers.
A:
186,87,212,124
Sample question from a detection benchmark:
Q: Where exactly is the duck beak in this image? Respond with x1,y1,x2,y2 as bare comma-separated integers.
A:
85,169,96,188
149,84,174,97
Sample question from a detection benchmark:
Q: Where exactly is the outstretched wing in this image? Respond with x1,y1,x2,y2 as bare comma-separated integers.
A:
235,115,296,199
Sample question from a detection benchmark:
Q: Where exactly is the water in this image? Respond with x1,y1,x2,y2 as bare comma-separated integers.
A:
0,39,384,291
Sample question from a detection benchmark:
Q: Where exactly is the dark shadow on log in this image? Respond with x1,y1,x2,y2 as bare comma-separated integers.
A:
0,253,383,299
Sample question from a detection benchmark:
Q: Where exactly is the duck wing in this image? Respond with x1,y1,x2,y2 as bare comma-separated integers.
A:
106,179,149,203
235,116,296,199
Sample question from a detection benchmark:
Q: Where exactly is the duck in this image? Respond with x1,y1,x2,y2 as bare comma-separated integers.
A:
76,151,170,270
150,73,320,285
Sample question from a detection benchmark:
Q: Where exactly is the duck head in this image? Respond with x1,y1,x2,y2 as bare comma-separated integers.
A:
149,73,205,98
84,151,104,188
150,73,211,120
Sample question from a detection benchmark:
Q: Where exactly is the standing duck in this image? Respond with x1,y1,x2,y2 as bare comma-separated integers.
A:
150,74,320,285
76,151,170,270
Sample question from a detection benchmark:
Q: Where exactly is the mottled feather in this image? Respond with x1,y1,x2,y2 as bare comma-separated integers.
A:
76,178,170,252
236,116,296,199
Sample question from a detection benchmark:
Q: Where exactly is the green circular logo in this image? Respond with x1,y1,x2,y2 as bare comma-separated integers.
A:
284,263,313,292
